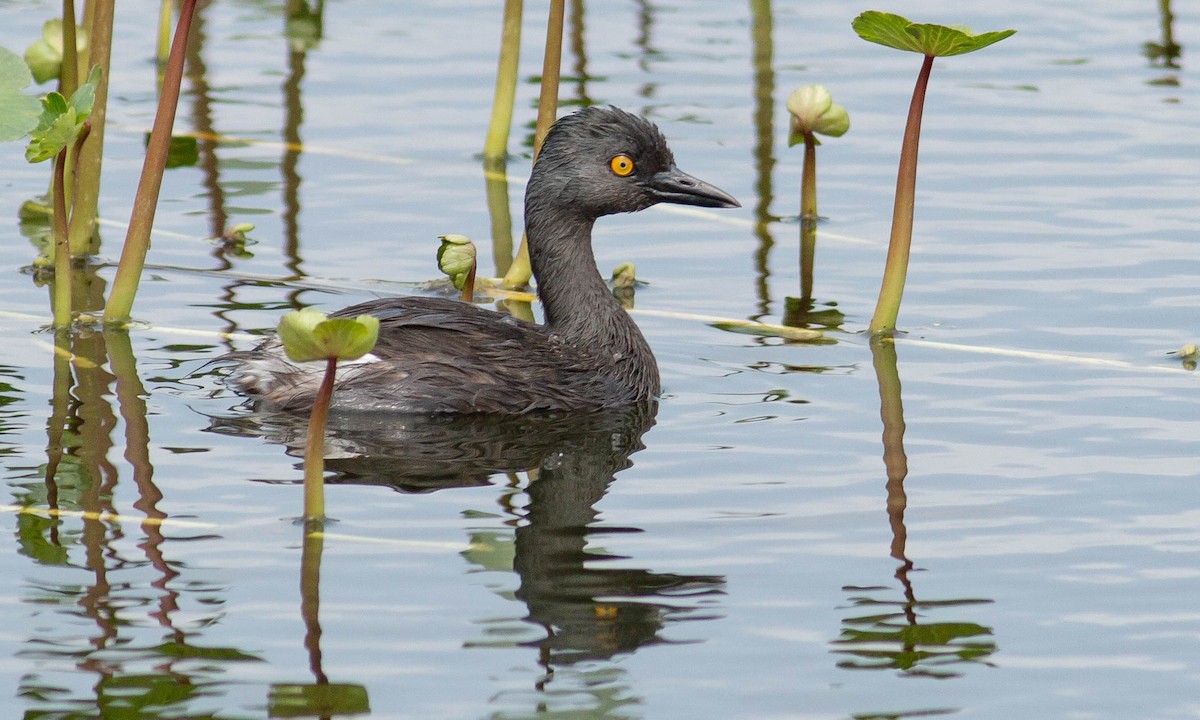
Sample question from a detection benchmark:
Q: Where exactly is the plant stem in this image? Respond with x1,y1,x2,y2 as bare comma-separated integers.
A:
799,131,817,304
502,0,564,290
157,0,173,67
103,0,198,325
869,53,934,336
800,131,817,219
532,0,564,155
51,144,72,328
303,357,337,522
460,263,476,302
483,0,522,163
68,0,114,255
60,0,79,97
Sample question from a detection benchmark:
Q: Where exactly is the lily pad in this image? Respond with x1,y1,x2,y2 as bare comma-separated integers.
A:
852,11,1015,57
278,308,380,362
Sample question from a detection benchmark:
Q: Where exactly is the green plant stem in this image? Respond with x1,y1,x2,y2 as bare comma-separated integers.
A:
157,0,173,67
51,144,72,328
68,0,114,255
800,131,817,219
483,0,522,162
799,131,817,303
869,53,934,335
502,0,564,290
532,0,564,155
60,0,79,97
303,357,336,522
103,0,198,325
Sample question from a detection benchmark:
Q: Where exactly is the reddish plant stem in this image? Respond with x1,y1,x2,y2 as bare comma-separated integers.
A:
869,53,934,335
303,357,337,521
103,0,198,323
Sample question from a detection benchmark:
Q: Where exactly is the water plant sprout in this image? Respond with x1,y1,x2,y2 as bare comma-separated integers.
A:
786,84,849,305
852,11,1014,335
276,309,380,523
438,233,478,302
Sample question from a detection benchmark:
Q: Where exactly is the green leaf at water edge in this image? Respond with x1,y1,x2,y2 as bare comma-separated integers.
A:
852,11,1015,57
70,64,102,120
24,66,102,161
25,100,78,163
0,47,42,142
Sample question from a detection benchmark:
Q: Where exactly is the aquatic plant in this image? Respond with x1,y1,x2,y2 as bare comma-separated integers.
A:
787,85,850,221
483,0,523,164
277,309,380,522
852,11,1014,335
104,0,199,324
438,233,478,302
786,84,849,305
501,0,565,290
0,46,101,327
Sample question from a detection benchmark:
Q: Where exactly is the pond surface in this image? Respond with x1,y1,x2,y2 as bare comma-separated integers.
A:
1,1,1198,718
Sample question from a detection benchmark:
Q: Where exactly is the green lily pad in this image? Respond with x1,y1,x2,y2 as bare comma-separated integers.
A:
853,11,1015,57
0,47,42,142
278,308,380,362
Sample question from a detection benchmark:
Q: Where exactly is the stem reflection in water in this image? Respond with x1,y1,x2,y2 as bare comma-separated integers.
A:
829,338,996,681
21,314,261,717
268,523,371,717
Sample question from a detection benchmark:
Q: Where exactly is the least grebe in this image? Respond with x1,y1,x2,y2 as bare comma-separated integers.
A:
224,106,739,413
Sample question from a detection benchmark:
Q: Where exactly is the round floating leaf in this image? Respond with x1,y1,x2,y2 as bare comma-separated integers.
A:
853,11,1015,57
278,309,380,363
0,47,41,141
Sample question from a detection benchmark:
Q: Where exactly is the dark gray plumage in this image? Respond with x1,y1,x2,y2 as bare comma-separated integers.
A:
222,106,739,414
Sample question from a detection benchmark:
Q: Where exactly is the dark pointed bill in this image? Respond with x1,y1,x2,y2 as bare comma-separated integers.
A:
648,166,741,209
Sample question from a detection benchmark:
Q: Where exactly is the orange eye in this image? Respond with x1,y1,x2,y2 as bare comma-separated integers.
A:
609,154,635,177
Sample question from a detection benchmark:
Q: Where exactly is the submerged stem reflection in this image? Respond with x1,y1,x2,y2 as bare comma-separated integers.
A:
830,338,996,680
